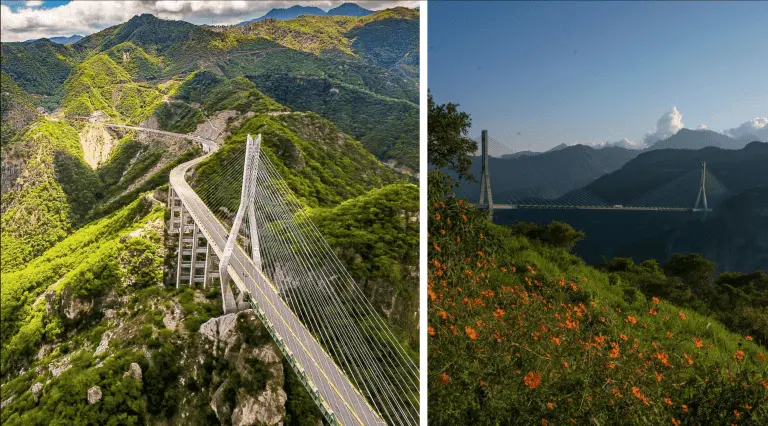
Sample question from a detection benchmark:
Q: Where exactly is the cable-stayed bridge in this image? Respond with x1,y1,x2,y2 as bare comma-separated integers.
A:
102,122,417,425
474,130,730,219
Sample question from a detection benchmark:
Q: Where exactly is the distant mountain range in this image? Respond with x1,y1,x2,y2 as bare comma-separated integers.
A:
24,34,83,45
461,128,767,204
456,144,638,202
235,3,373,26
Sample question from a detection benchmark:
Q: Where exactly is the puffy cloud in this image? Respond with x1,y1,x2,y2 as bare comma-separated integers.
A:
589,138,646,150
25,1,43,7
644,106,684,145
724,117,768,142
697,124,708,130
0,0,418,41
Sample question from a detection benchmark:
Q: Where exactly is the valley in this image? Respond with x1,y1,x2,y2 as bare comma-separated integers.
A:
1,4,419,425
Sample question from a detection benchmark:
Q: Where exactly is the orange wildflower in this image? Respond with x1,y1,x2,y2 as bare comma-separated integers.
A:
664,398,673,405
608,342,620,358
667,331,673,339
678,311,687,321
428,325,436,336
682,405,688,413
672,418,681,426
626,315,638,325
631,386,650,406
745,335,753,341
563,362,569,369
649,308,658,316
436,373,452,386
546,402,554,409
465,326,479,340
550,336,561,345
493,308,506,320
524,371,542,390
652,297,660,304
734,350,745,361
683,353,694,365
527,265,536,275
655,372,663,383
734,410,741,419
692,337,703,348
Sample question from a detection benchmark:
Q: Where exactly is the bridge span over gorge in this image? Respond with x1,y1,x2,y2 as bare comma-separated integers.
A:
473,130,729,220
99,122,418,425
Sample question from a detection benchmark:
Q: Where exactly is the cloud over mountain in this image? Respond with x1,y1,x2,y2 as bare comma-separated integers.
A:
644,106,684,145
725,117,768,141
0,0,417,42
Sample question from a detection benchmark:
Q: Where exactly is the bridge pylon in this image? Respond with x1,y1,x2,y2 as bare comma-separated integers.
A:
478,129,494,220
219,134,263,313
693,160,711,212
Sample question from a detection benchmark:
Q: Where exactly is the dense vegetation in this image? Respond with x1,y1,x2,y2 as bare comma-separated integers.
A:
1,8,418,424
311,183,420,349
428,96,768,425
0,71,39,146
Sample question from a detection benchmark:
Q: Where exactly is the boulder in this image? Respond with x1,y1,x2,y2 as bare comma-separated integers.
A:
30,382,43,401
87,386,102,404
123,362,142,381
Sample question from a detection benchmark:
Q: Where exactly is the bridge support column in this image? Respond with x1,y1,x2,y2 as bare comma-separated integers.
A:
478,129,494,221
175,207,186,288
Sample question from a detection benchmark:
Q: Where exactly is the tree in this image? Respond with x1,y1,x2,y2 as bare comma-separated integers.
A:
663,253,716,290
427,91,477,199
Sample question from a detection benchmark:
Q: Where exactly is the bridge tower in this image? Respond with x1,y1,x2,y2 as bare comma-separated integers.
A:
478,129,494,220
219,134,263,313
693,160,710,212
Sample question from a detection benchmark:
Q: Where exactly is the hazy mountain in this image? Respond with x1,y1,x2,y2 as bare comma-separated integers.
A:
235,5,327,26
455,144,639,202
24,35,84,45
647,128,746,151
327,3,374,16
587,142,768,205
548,143,569,152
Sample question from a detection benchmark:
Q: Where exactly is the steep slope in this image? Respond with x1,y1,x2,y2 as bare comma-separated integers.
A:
456,144,639,202
0,119,98,272
0,71,39,146
428,198,768,424
0,39,75,99
311,183,420,346
587,142,768,205
60,52,163,123
0,196,321,425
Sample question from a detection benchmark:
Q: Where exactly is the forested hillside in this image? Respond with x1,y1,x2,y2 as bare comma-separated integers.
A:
428,94,768,425
1,6,419,424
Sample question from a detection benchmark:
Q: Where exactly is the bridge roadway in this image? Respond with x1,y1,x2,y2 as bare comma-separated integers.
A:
166,136,386,424
480,204,710,212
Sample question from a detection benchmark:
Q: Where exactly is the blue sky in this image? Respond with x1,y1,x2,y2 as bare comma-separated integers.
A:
429,1,768,153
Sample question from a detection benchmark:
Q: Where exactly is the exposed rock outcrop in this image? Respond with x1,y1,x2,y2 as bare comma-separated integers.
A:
87,385,102,404
123,362,142,381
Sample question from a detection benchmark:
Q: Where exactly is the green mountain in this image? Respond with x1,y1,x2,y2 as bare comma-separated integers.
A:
456,144,639,202
1,9,419,171
0,71,39,146
1,8,418,424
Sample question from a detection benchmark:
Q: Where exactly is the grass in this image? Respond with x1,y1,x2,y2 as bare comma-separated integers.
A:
428,198,768,425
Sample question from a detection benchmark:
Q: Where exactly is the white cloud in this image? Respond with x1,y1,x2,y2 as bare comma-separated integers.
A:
0,1,418,42
644,106,684,145
25,1,43,7
697,124,708,130
588,138,646,150
724,117,768,142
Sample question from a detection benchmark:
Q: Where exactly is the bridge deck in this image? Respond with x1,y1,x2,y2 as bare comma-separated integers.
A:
171,153,385,425
478,204,711,212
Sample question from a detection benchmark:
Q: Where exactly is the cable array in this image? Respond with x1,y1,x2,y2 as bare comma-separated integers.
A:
478,135,730,210
191,141,419,426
